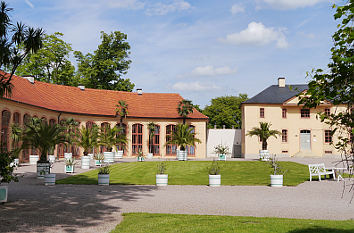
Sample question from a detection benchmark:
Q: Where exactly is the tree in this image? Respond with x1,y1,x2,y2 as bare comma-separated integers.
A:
98,125,127,152
115,100,128,128
0,1,43,97
247,122,280,150
298,2,353,170
203,94,248,129
177,99,194,124
16,32,77,86
167,123,201,151
74,125,99,156
74,31,134,91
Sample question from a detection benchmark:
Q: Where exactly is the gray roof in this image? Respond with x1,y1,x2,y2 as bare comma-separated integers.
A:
243,84,308,104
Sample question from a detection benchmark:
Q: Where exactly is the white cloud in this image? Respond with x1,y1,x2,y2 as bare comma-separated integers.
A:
262,0,327,10
192,65,237,76
172,81,220,91
25,0,34,9
222,22,288,48
106,0,145,10
146,0,191,16
231,4,245,15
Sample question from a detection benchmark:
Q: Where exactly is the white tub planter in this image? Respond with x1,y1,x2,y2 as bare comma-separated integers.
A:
88,153,94,160
156,174,168,186
10,158,19,167
259,150,270,161
209,175,221,187
95,160,102,167
103,152,114,163
137,156,145,162
177,150,187,161
81,156,90,169
65,165,74,173
218,154,226,161
270,175,283,187
64,153,72,160
147,153,153,159
37,161,51,179
49,155,55,164
115,151,123,159
98,174,110,185
44,173,56,186
29,155,39,165
0,186,8,203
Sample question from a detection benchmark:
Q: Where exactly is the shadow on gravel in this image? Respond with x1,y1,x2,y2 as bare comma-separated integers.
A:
0,172,157,233
288,227,354,233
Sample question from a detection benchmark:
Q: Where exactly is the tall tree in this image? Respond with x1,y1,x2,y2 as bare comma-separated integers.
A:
203,94,248,129
74,31,134,91
16,32,76,86
0,1,43,97
177,99,194,124
247,122,280,151
115,100,128,128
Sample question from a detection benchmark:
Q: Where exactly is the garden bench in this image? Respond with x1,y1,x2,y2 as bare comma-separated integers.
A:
308,163,335,181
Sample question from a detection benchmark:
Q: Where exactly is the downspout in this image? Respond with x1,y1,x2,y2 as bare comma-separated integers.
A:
57,112,62,123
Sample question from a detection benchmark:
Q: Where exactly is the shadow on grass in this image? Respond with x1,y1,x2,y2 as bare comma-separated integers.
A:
0,172,157,233
288,227,354,233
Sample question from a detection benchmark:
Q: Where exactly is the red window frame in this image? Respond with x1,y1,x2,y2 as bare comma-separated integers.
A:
132,124,143,155
301,109,310,118
166,125,177,155
100,122,110,153
325,108,330,116
1,110,11,152
13,112,20,125
260,108,265,118
282,109,287,118
116,123,127,154
282,129,288,142
49,119,56,126
325,130,332,143
149,125,160,155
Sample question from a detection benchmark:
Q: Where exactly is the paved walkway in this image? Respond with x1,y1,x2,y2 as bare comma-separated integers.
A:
1,158,354,233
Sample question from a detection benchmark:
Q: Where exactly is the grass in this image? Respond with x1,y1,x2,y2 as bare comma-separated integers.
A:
111,213,354,233
57,161,310,186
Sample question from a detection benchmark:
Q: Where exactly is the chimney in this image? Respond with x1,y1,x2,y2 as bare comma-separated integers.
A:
278,77,285,87
78,85,85,91
137,88,143,95
23,75,35,84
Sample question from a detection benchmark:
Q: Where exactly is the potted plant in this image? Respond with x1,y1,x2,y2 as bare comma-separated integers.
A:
114,126,126,160
208,160,221,187
44,172,56,186
167,124,201,161
94,153,104,167
98,166,110,185
99,125,126,163
247,122,280,161
75,125,99,169
214,144,230,161
0,151,19,203
147,122,156,158
137,150,145,162
65,158,76,173
269,155,285,187
156,161,168,186
21,118,66,178
10,123,22,166
62,118,79,160
115,100,128,158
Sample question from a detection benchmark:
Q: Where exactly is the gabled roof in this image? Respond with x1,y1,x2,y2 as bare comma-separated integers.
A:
2,73,208,119
243,84,308,104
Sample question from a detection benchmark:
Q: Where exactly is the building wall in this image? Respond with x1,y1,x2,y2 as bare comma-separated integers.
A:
242,103,346,158
1,99,207,161
207,129,241,158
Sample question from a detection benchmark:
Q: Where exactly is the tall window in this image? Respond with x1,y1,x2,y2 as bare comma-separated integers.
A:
100,122,110,153
13,112,20,125
325,108,330,116
132,124,143,155
325,130,332,143
57,119,66,157
166,125,177,155
116,123,127,154
186,125,195,156
22,114,31,160
301,109,310,118
260,108,265,118
86,121,96,154
282,109,287,118
282,130,288,142
149,125,160,155
1,110,11,152
49,119,56,126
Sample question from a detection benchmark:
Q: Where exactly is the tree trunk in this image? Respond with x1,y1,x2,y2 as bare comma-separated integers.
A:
183,118,186,125
262,140,267,150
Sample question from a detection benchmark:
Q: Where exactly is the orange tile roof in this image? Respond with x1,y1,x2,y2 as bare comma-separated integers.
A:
2,72,207,120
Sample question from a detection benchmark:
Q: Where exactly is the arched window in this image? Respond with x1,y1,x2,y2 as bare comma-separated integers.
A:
13,112,20,125
132,124,143,155
100,122,110,153
1,110,11,152
116,123,127,154
57,119,67,158
186,125,195,156
166,125,177,155
41,117,47,123
149,124,160,155
22,114,31,161
49,119,56,126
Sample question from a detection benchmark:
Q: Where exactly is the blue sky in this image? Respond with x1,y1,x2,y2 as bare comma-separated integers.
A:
10,0,339,107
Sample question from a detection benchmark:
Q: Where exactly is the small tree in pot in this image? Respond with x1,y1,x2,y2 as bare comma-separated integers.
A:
156,161,168,186
99,125,127,163
208,160,221,187
75,125,99,169
98,166,110,185
269,155,285,187
247,122,280,161
214,144,230,161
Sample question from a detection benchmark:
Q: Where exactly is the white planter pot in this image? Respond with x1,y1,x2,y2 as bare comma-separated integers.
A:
64,153,72,160
137,156,145,162
270,175,283,187
156,174,168,186
95,160,102,167
49,155,55,164
98,174,110,185
0,186,8,203
103,152,114,163
177,150,187,161
44,173,56,186
37,161,51,179
115,151,123,159
65,165,74,173
10,158,19,167
88,153,94,160
147,153,153,159
29,155,39,165
218,154,226,161
259,150,270,161
209,174,221,187
81,156,90,169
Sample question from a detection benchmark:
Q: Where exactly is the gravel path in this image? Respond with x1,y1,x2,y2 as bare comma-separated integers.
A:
1,159,353,233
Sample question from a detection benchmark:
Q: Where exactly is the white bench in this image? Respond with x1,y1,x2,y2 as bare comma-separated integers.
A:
308,163,335,181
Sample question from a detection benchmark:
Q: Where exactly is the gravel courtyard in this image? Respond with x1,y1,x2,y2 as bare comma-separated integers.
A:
1,158,353,233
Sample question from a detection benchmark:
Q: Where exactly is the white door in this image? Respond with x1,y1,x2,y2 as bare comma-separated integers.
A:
300,130,311,151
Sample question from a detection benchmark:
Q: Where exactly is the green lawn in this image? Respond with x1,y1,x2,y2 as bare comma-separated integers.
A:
57,161,310,186
111,213,354,233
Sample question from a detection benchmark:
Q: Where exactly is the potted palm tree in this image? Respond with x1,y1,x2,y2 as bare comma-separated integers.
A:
65,158,76,173
115,100,128,158
0,151,18,203
21,118,66,178
156,161,168,186
177,99,194,125
98,166,110,185
63,118,79,160
10,123,22,165
208,160,221,187
167,124,201,161
99,125,126,163
75,125,99,169
214,144,230,161
247,122,280,161
114,126,126,160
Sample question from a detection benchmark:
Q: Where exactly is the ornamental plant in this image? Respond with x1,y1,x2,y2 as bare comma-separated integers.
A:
157,161,167,174
208,160,221,175
98,166,110,175
247,122,280,150
214,144,230,155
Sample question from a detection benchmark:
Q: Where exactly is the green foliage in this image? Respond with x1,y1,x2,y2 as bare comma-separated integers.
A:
247,122,281,150
167,124,201,150
203,94,248,129
98,166,110,174
214,144,230,155
16,32,76,86
75,31,134,91
65,158,76,166
0,1,43,97
74,125,99,156
157,161,167,174
298,1,353,169
10,123,22,158
61,118,79,153
98,125,127,152
94,153,104,161
0,151,18,184
177,99,194,124
208,160,221,175
268,155,285,175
